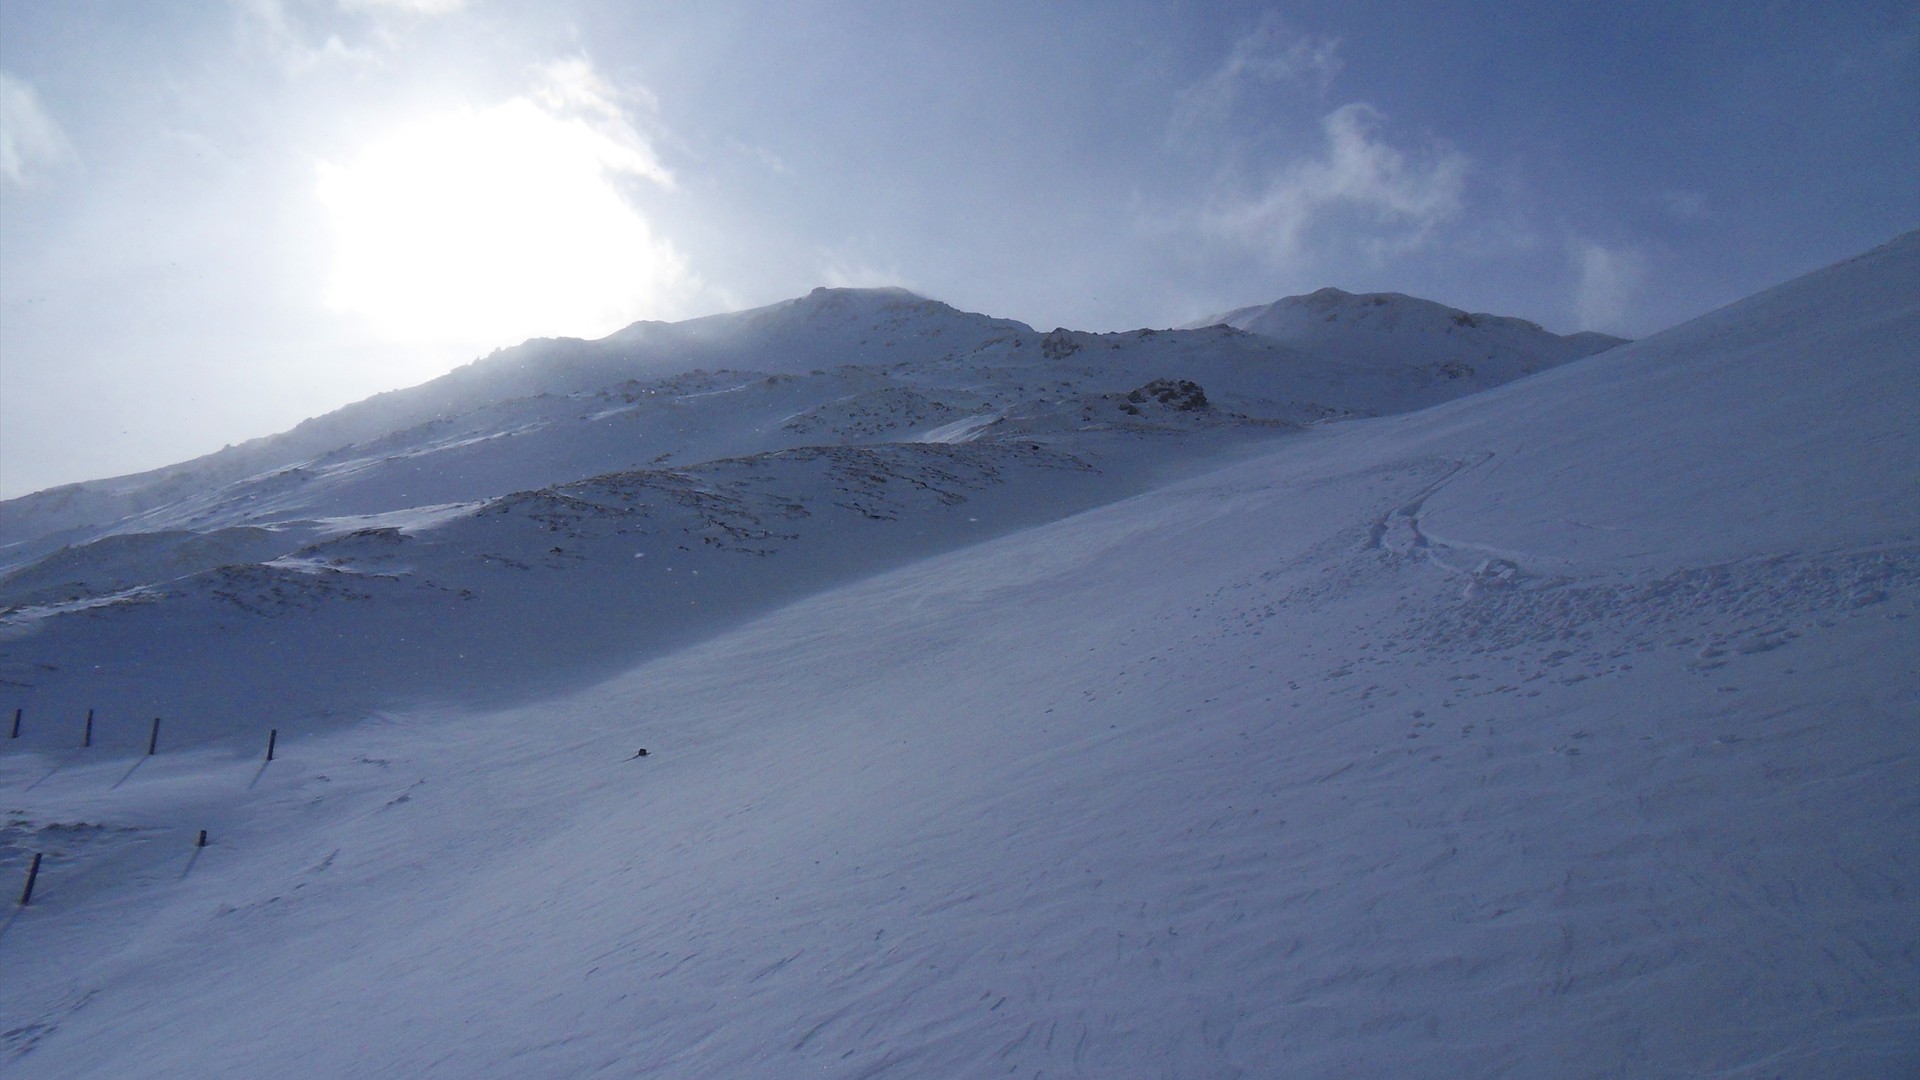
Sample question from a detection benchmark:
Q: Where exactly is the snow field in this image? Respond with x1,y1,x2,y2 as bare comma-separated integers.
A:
1,232,1915,1077
6,408,1916,1075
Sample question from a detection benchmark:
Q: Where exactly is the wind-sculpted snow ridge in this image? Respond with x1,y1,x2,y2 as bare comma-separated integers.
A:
2,233,1915,1078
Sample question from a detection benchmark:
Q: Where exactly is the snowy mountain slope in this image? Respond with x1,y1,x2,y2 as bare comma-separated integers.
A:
1381,235,1920,572
0,292,1009,538
0,279,1640,739
1,288,1606,568
0,439,1153,746
1190,285,1625,382
2,233,1915,1078
0,289,1041,552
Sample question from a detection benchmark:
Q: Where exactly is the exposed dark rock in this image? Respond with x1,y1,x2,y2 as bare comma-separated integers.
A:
1121,379,1210,411
1041,328,1081,360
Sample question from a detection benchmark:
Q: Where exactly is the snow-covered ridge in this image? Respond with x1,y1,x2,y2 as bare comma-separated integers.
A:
0,286,1608,562
1188,285,1625,379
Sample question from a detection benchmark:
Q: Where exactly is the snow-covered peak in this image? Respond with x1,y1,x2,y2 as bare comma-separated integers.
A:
607,285,959,343
696,285,1031,356
794,283,937,310
1188,286,1624,377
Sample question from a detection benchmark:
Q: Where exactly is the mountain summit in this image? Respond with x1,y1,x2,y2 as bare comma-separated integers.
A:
1189,286,1624,381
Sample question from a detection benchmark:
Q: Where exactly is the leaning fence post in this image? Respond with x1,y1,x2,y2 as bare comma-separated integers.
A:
147,717,161,756
196,830,208,848
9,708,19,739
82,709,93,748
266,729,278,762
20,852,42,905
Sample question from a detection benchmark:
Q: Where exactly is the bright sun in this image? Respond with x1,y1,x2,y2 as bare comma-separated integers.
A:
316,96,689,348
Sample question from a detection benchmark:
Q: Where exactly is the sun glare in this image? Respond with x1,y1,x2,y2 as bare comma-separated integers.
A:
316,98,688,348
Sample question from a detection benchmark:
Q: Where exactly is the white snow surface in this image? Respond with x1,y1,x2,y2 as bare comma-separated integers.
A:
0,233,1917,1077
1189,286,1625,382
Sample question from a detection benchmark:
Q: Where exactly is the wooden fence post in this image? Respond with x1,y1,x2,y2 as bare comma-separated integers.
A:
19,852,42,906
266,729,278,762
82,709,93,748
8,708,18,739
147,717,161,756
196,830,208,848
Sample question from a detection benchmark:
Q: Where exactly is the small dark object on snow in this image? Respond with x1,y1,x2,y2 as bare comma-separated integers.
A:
20,852,42,905
630,748,650,759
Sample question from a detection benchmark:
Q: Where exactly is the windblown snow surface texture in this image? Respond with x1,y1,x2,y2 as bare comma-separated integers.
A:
1,234,1916,1078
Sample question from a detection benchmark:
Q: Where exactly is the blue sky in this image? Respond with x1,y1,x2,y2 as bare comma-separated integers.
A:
2,0,1915,496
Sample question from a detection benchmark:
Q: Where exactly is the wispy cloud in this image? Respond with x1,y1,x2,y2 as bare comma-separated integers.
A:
1171,16,1341,142
231,0,376,72
0,71,76,188
337,0,467,14
1655,189,1710,222
527,57,674,189
732,140,793,177
1569,238,1646,332
1203,103,1469,261
817,243,911,291
232,0,465,73
1168,18,1468,272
